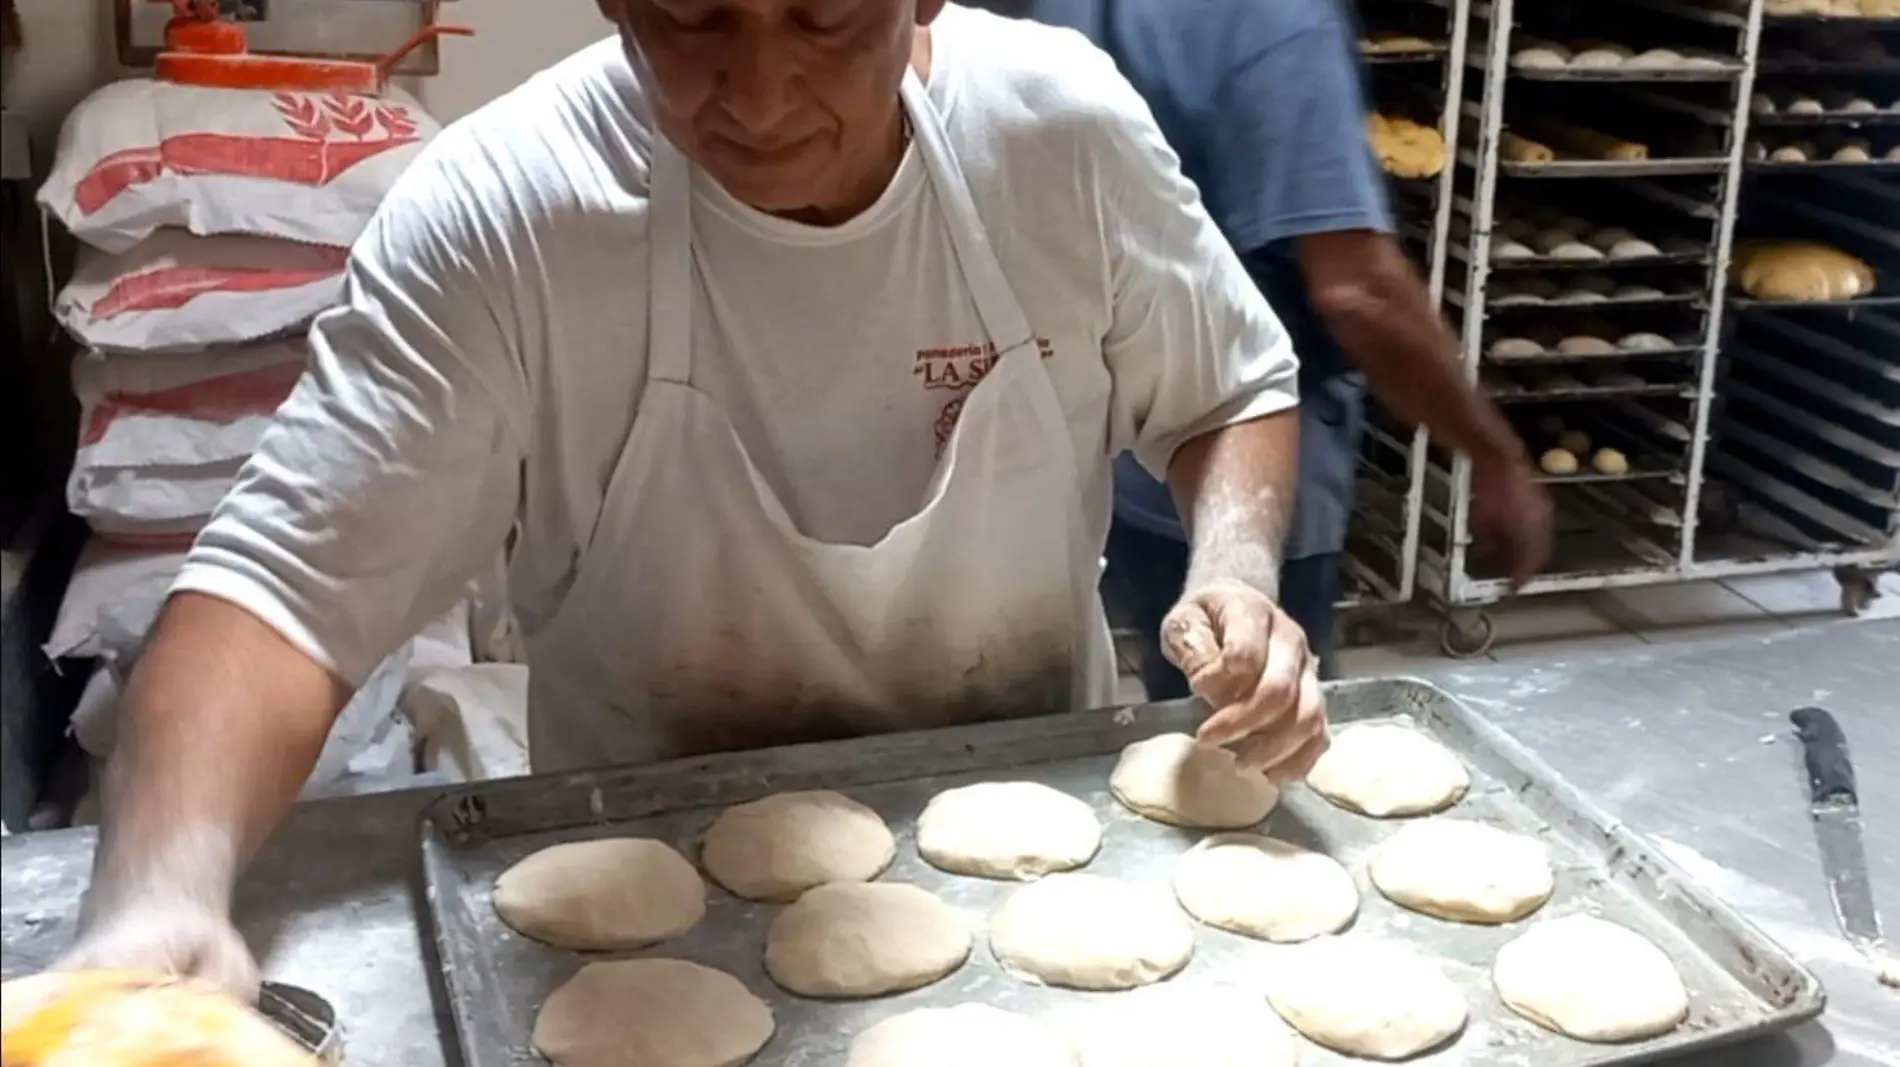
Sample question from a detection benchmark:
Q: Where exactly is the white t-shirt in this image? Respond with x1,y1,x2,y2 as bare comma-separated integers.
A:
174,5,1299,686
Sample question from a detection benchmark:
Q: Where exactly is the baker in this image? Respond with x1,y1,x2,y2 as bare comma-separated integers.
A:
60,0,1321,996
996,0,1552,690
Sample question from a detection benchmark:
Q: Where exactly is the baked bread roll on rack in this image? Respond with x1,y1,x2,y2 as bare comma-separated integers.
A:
1362,32,1437,54
1501,132,1557,163
0,970,319,1067
1731,240,1877,301
1533,119,1651,161
1368,112,1447,178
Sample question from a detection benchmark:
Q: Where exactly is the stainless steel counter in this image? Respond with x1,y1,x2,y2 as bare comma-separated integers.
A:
4,619,1896,1066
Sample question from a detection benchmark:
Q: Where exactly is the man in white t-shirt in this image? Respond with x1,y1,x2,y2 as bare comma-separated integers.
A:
60,0,1318,993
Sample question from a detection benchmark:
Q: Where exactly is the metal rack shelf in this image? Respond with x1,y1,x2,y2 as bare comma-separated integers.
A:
1340,0,1474,612
1419,0,1768,657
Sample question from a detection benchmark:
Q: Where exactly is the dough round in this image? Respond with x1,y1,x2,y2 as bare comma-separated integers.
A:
1835,142,1873,163
1541,448,1581,476
1572,47,1626,68
1064,986,1297,1067
534,959,774,1067
1593,448,1631,475
765,882,971,997
1494,915,1689,1042
1551,241,1605,261
495,838,706,951
1110,732,1279,829
1609,238,1663,259
916,782,1101,880
1492,239,1536,261
701,791,895,902
1512,48,1568,70
1558,429,1593,455
1368,818,1555,923
1750,93,1776,115
1308,724,1471,817
990,873,1195,990
1554,288,1607,304
1558,336,1618,357
1631,48,1684,67
1612,284,1666,300
1266,937,1468,1060
1173,833,1359,942
845,1006,1075,1067
1489,337,1545,359
1618,331,1673,351
1770,144,1812,163
1788,96,1825,115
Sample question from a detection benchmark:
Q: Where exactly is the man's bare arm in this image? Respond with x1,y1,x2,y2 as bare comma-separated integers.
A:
86,593,346,924
1297,230,1553,583
1166,409,1300,598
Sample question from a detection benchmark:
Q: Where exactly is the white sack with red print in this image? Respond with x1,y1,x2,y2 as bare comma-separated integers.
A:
39,78,438,254
68,341,306,538
58,229,349,353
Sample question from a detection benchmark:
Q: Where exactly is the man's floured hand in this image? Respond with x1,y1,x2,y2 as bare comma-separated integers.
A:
55,897,259,1003
1160,578,1327,781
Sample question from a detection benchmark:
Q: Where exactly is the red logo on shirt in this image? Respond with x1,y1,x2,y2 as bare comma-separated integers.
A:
917,337,1054,454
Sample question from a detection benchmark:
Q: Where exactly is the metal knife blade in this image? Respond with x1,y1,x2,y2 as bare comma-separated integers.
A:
1791,707,1886,954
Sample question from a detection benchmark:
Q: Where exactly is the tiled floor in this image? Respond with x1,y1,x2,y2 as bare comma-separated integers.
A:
1116,567,1900,698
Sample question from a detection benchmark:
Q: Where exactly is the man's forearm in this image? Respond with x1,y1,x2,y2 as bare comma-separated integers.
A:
1165,409,1300,599
87,593,347,918
1297,232,1526,469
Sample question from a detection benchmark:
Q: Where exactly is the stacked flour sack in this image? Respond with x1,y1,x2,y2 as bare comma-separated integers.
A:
38,76,445,798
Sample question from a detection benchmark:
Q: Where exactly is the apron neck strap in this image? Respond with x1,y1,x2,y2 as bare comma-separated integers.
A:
644,61,1041,387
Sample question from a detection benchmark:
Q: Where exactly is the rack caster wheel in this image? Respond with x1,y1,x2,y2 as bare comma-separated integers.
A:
1835,567,1879,617
1439,611,1496,659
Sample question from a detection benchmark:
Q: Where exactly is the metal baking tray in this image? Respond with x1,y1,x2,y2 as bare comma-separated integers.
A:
417,679,1825,1067
1490,156,1731,179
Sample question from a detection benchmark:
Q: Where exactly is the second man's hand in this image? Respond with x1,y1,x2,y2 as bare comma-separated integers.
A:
1159,577,1328,782
1469,451,1554,589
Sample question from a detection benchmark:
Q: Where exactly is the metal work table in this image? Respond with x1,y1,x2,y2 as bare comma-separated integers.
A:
4,620,1897,1066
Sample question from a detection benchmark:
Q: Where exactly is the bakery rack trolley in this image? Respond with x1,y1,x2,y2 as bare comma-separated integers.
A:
1340,0,1472,615
1700,6,1900,613
1421,0,1766,657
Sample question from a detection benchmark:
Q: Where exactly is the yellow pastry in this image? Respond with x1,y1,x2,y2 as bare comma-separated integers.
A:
1367,112,1447,179
1501,132,1556,164
1733,241,1877,301
0,970,317,1067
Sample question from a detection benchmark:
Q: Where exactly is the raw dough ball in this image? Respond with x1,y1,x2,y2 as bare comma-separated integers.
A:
1110,732,1279,829
989,873,1195,990
917,782,1101,879
1618,331,1674,351
1842,97,1878,114
1889,144,1900,162
701,791,895,902
1572,47,1627,68
1558,336,1618,357
1835,140,1873,162
1492,239,1536,261
534,959,774,1067
846,1006,1076,1067
1063,986,1297,1067
1541,449,1581,475
765,882,971,997
1609,238,1663,259
1612,284,1666,300
1490,337,1546,359
1173,833,1360,942
1628,47,1684,68
1532,227,1581,253
1554,288,1608,304
1558,429,1593,455
1307,724,1470,818
1512,48,1569,70
1788,96,1825,115
1494,916,1689,1042
1750,93,1777,115
1587,227,1638,252
1593,448,1631,475
1267,937,1469,1060
1551,241,1605,260
1679,54,1727,69
1369,818,1556,923
1769,144,1812,163
494,838,706,951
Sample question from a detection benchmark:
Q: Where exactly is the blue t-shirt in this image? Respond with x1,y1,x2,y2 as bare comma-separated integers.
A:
1020,0,1393,545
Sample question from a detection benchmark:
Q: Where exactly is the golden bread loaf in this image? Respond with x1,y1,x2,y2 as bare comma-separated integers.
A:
1367,113,1447,179
0,970,317,1067
1732,241,1876,301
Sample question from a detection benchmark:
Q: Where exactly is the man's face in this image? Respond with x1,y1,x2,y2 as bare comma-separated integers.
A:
600,0,943,217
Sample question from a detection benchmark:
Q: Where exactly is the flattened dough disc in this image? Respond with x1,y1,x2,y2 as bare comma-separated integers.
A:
916,782,1101,879
1307,724,1470,817
1110,732,1278,829
764,882,971,997
1266,936,1468,1060
701,791,895,901
1174,833,1359,941
1368,818,1556,923
494,838,705,951
990,873,1195,990
1494,915,1689,1042
534,959,774,1067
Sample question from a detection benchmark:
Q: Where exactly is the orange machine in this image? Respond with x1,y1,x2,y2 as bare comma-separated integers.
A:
152,0,471,95
0,969,319,1067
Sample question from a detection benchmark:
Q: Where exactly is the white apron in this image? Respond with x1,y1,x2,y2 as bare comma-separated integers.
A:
523,72,1118,773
